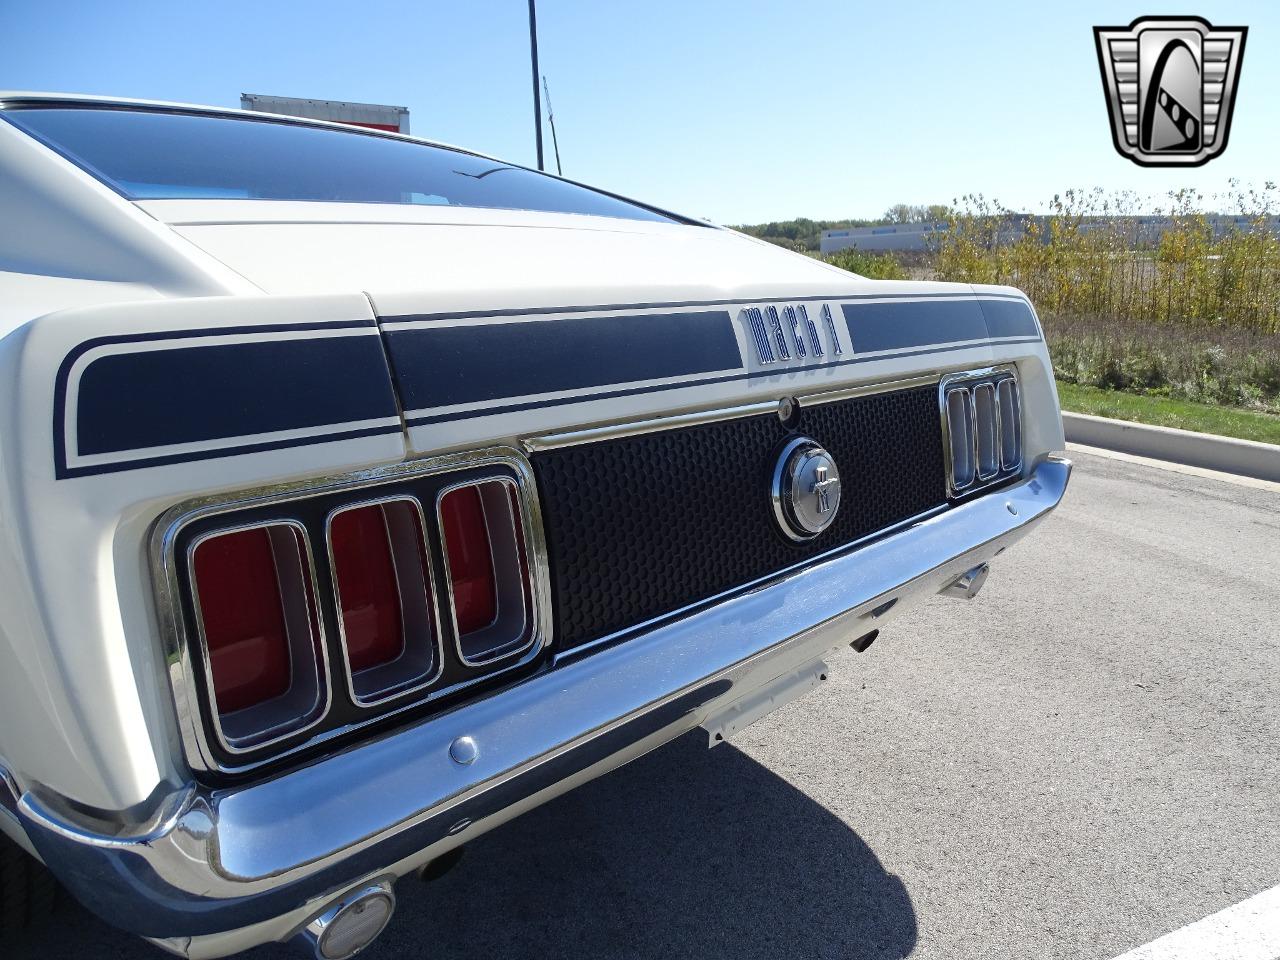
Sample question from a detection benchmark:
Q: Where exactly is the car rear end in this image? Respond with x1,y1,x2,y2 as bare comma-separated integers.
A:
0,97,1069,958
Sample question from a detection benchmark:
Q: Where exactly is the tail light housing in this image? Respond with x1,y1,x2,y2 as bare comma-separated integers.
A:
327,499,441,705
438,479,534,666
972,382,999,480
941,368,1023,497
189,523,327,751
157,451,547,777
997,377,1022,471
945,387,975,490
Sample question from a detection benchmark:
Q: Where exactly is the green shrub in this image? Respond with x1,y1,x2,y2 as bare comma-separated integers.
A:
820,248,909,280
933,187,1280,335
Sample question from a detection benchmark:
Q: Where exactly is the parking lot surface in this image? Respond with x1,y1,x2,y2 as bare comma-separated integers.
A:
15,449,1280,960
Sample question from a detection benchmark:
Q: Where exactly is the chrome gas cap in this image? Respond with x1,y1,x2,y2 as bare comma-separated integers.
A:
771,437,842,541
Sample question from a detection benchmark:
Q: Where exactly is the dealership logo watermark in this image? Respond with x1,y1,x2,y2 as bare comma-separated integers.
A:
1094,16,1246,167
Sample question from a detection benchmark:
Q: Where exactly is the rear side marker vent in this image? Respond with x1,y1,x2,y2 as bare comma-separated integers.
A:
941,368,1023,497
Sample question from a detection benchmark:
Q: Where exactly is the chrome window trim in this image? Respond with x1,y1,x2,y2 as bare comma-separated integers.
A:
184,520,332,756
323,495,446,709
939,364,1022,499
435,476,542,668
151,445,553,777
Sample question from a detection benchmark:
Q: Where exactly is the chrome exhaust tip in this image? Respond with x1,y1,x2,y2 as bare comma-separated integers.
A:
942,563,989,600
294,882,396,960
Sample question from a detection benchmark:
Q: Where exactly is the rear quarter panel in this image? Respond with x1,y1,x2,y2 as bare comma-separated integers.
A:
0,292,406,811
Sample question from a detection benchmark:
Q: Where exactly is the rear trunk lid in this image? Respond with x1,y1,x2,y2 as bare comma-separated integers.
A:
143,201,1035,456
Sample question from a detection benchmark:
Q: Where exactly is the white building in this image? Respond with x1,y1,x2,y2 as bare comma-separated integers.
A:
820,215,1280,254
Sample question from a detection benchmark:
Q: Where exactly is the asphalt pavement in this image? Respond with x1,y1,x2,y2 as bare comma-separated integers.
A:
15,449,1280,960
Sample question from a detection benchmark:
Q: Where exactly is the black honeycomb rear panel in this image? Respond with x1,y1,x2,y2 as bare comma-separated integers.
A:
531,385,947,651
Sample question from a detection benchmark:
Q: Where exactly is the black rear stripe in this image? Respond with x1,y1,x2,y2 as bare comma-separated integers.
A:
54,321,400,479
384,310,741,409
76,337,397,456
840,297,1038,353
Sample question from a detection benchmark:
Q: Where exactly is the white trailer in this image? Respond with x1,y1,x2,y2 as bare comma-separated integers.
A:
240,93,409,134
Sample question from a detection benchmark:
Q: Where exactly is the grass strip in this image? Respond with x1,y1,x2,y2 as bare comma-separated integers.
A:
1057,382,1280,446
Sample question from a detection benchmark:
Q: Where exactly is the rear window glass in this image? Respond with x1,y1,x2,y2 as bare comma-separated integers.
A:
5,107,678,223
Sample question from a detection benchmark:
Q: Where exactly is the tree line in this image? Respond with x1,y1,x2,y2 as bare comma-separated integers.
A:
733,205,956,251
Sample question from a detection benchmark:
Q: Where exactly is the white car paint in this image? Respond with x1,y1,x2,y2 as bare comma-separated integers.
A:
0,91,1066,957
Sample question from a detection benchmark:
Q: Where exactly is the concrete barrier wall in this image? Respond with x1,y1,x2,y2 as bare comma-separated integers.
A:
1062,412,1280,483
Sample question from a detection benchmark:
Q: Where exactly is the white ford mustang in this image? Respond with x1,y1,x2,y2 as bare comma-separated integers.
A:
0,93,1070,958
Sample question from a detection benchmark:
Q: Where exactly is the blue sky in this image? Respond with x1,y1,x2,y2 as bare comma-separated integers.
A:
4,1,1275,223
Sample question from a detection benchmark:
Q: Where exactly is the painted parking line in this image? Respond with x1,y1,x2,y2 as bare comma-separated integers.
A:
1108,883,1280,960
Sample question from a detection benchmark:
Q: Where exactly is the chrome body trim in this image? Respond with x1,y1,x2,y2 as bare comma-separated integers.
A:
782,305,808,358
150,446,552,777
819,302,843,355
797,372,941,408
797,304,823,357
30,458,1070,944
523,372,943,453
522,399,781,452
323,495,446,708
746,307,775,364
764,305,791,360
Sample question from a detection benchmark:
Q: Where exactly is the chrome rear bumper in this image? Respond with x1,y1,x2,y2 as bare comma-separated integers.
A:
15,457,1070,953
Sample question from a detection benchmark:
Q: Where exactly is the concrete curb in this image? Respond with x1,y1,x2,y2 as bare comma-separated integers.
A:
1062,411,1280,483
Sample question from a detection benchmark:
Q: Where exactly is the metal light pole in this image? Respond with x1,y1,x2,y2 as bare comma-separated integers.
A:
528,0,545,171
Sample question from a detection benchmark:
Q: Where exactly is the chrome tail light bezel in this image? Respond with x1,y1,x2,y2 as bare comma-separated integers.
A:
150,447,551,778
324,495,445,708
436,477,537,668
939,365,1024,499
186,520,331,755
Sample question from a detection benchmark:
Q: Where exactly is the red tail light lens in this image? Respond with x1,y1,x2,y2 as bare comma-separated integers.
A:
330,507,407,671
190,523,326,747
328,499,440,704
439,480,533,665
192,528,291,712
439,487,498,634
